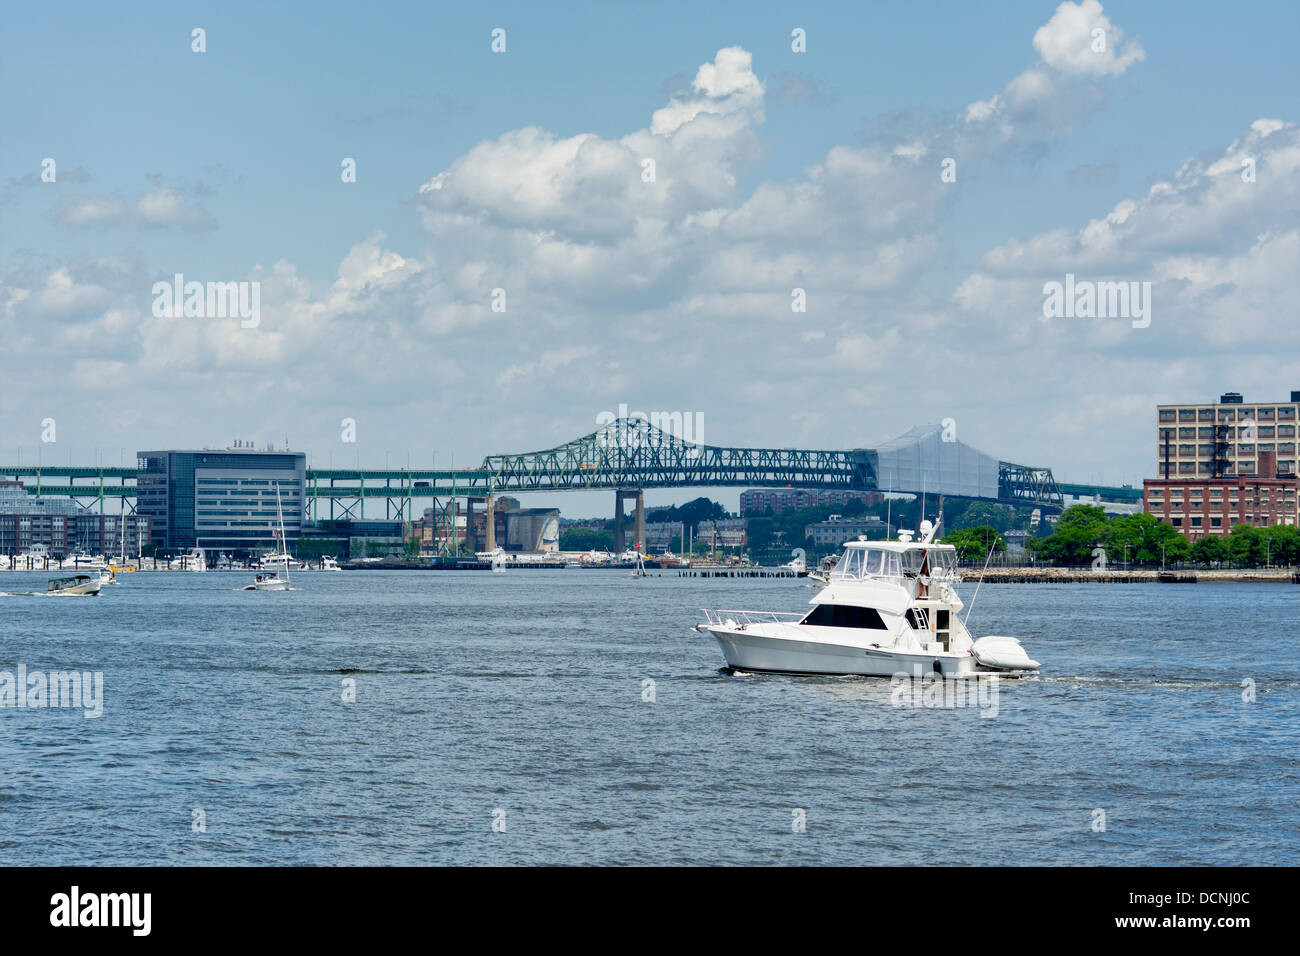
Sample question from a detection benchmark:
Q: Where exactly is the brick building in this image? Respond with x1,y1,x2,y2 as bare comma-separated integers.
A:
1144,450,1298,538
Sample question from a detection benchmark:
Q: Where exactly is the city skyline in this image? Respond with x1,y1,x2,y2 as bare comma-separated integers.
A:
3,0,1297,511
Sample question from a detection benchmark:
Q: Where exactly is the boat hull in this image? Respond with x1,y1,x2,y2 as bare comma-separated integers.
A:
706,626,984,678
48,581,102,596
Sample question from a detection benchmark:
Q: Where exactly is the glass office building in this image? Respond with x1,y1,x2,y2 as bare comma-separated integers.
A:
137,450,306,553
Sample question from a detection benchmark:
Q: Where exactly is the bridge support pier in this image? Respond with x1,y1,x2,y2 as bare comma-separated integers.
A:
634,490,645,555
485,495,496,551
612,489,645,553
613,492,626,553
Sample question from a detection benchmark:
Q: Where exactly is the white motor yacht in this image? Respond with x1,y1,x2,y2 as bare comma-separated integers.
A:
170,549,207,572
47,574,102,596
319,556,341,572
15,545,53,570
257,551,303,572
696,522,1040,678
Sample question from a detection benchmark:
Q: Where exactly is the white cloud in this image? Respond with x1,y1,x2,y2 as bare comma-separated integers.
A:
1032,0,1146,77
56,186,216,230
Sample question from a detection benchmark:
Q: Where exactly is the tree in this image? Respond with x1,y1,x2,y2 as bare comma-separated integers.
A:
560,528,616,551
951,502,1015,533
943,525,1006,563
1190,535,1228,566
1263,524,1300,566
1103,513,1187,565
1033,505,1109,565
1227,524,1266,566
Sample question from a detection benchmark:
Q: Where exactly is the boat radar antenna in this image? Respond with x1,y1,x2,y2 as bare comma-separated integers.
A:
918,519,936,545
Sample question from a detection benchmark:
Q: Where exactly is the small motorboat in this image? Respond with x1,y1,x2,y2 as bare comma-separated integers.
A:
47,575,102,596
696,521,1040,678
243,572,289,591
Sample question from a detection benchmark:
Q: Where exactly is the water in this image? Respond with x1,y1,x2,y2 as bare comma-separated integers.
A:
1,570,1297,865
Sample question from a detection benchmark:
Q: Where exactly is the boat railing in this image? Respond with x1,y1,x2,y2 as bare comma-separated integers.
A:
701,608,805,628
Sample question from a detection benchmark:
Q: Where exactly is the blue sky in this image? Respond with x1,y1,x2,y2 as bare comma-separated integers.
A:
2,1,1297,512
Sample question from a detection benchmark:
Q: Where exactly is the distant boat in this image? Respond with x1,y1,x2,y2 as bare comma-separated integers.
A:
63,550,108,571
47,574,102,596
319,556,341,572
170,549,207,572
629,550,647,578
243,486,292,591
244,572,290,591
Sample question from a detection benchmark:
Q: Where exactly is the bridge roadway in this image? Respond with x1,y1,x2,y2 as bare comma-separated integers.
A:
0,418,1132,519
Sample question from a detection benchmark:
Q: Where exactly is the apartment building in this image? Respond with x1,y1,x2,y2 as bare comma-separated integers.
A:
1156,391,1299,479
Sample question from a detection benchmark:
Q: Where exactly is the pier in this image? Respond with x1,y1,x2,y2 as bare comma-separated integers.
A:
676,568,803,579
966,567,1299,584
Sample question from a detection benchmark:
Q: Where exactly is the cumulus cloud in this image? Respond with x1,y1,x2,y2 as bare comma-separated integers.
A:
1,8,1286,487
1033,0,1146,77
954,121,1300,357
962,0,1144,146
54,185,216,230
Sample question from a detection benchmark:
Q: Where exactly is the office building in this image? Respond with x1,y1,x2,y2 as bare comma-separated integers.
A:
137,449,305,552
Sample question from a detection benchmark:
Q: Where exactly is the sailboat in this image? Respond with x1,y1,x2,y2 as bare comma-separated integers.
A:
244,485,292,591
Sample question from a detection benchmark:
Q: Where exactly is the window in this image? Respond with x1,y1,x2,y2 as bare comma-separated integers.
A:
801,604,888,629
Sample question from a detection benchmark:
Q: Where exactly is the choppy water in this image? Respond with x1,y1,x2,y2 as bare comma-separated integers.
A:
1,569,1296,865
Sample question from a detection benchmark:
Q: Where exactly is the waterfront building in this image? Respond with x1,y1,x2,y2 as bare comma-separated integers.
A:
0,482,150,555
1156,390,1300,479
460,497,560,552
1003,529,1030,553
803,514,888,547
137,449,305,552
644,521,680,550
1144,450,1298,538
411,507,467,553
299,519,405,560
739,488,883,516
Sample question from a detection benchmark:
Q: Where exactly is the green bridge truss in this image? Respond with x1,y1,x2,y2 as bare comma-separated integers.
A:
0,417,1068,521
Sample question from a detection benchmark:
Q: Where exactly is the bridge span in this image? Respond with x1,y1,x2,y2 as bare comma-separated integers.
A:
0,418,1071,524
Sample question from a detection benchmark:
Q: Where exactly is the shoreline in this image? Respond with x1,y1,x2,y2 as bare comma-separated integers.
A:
966,567,1300,584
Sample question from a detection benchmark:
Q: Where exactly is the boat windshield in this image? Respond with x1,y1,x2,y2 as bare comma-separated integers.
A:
830,547,901,580
831,546,958,581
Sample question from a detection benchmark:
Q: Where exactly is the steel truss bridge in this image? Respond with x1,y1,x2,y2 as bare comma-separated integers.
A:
0,418,1071,522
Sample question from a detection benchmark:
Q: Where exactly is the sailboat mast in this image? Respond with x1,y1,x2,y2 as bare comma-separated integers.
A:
277,483,290,584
